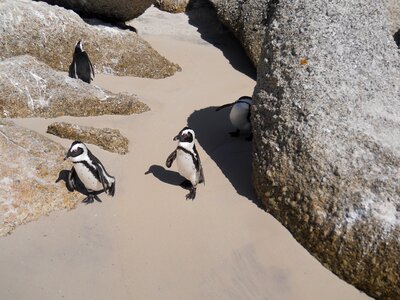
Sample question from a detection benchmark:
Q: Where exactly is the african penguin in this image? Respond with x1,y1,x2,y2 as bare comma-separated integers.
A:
68,40,95,84
165,127,205,200
215,96,253,140
64,141,115,203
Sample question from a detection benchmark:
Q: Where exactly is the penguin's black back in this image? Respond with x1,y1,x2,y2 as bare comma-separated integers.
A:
69,52,94,84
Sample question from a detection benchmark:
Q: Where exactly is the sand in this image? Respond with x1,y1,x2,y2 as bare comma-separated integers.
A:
0,7,371,300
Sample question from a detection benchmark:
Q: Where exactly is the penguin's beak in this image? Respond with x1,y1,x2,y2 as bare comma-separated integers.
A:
64,151,70,161
173,134,180,141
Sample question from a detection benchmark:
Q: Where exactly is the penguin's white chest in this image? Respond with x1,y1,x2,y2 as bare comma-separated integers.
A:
74,163,103,191
229,102,251,131
176,150,197,185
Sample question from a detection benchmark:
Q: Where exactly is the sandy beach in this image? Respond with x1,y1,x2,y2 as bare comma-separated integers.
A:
0,7,371,300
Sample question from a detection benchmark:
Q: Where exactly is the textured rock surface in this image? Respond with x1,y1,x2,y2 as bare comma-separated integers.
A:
252,1,400,299
0,120,81,236
154,0,190,13
35,0,154,22
0,0,180,78
47,122,129,155
209,0,268,66
0,55,150,118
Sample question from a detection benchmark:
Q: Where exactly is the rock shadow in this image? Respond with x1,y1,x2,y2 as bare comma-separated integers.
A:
186,0,256,79
83,18,137,33
187,106,264,209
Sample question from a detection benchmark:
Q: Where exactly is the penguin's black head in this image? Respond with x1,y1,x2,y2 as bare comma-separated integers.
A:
65,141,86,160
174,127,195,143
74,40,84,53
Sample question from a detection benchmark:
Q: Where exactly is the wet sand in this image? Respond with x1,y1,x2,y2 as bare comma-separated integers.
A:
0,7,371,300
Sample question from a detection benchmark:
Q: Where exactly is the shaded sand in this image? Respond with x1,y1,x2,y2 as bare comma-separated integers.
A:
1,7,371,300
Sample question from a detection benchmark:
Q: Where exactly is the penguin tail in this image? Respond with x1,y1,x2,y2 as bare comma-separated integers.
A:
109,181,116,197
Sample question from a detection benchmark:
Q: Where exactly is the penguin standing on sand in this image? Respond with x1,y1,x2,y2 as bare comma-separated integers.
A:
68,40,95,84
166,127,205,200
65,141,115,203
215,96,253,140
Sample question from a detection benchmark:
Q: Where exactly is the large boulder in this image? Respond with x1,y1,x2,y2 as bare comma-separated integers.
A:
0,0,180,78
0,120,81,236
0,55,149,118
252,0,400,299
209,0,268,67
35,0,154,22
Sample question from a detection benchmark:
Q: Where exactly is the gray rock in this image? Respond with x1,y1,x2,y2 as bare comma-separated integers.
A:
35,0,154,22
209,0,269,66
0,55,150,118
0,120,81,236
252,1,400,299
0,0,180,78
154,0,190,13
47,122,130,155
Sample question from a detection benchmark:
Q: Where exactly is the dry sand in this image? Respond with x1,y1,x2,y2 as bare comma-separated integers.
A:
0,7,371,300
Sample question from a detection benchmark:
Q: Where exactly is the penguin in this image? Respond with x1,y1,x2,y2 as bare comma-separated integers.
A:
64,141,115,203
165,127,205,200
68,40,95,84
215,96,253,140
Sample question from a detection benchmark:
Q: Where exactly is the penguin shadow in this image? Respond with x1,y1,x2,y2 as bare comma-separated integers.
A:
145,165,191,190
188,107,265,209
55,169,102,203
185,0,256,79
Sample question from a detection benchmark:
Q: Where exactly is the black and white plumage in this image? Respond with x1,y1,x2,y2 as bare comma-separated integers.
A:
165,127,205,200
215,96,253,140
68,40,95,84
65,141,115,203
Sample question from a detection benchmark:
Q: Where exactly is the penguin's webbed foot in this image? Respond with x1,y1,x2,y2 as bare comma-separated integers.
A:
180,179,192,189
82,194,102,204
82,195,94,204
186,187,196,200
229,129,240,137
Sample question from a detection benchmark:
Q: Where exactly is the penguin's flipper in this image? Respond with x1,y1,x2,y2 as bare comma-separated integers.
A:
88,54,95,79
96,163,114,195
166,150,177,168
215,102,235,111
193,145,205,185
229,129,240,137
67,167,77,192
68,61,76,78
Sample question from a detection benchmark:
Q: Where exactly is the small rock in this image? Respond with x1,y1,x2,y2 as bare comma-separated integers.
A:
47,122,130,155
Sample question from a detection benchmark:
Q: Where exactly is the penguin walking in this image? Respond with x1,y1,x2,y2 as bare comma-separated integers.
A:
64,141,115,203
215,96,253,140
165,127,205,200
68,40,95,84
